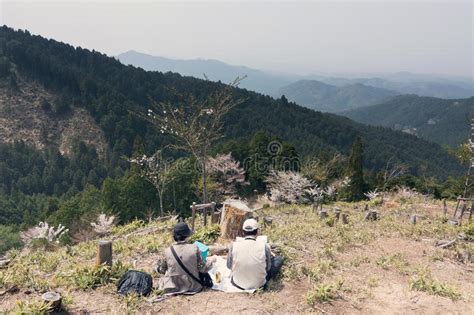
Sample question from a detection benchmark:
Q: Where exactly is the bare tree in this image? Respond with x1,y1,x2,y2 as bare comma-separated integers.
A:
129,150,174,216
143,78,245,203
381,158,407,191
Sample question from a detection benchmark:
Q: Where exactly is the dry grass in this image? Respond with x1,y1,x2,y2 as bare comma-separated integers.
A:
0,192,472,313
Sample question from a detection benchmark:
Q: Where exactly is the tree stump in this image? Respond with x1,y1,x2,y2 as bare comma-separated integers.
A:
334,208,341,221
96,240,113,266
264,216,274,227
220,200,253,239
319,210,328,220
365,210,378,221
410,214,417,225
42,291,62,311
341,213,349,225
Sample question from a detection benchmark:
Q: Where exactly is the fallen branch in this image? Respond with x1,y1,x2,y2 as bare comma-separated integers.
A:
112,225,171,241
436,239,456,248
0,285,19,296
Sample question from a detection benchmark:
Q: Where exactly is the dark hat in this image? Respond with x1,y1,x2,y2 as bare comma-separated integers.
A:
173,221,191,239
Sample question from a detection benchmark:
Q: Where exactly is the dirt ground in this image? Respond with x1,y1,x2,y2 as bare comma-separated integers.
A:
1,236,472,314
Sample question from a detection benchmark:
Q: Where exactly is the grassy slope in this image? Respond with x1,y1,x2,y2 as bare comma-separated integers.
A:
1,193,473,314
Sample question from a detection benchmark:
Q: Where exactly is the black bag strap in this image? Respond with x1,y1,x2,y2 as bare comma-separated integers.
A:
230,277,246,291
170,245,202,285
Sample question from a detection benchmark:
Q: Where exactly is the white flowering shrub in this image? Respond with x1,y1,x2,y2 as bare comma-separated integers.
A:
91,213,115,236
20,222,68,244
364,190,380,200
266,171,317,204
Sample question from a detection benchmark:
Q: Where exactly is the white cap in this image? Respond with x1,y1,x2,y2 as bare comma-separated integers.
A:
242,218,259,232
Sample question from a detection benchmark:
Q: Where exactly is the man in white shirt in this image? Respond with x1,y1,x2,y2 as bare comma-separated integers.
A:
227,218,283,290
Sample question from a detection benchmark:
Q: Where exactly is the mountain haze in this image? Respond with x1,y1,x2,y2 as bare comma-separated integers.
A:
117,51,473,101
276,80,399,112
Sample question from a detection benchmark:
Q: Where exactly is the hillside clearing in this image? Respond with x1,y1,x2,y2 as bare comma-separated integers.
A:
1,192,473,314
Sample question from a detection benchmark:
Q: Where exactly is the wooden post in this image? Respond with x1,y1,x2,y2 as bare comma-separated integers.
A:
203,204,207,227
191,202,197,232
334,208,341,221
443,199,447,216
96,240,112,266
211,202,219,224
410,214,417,225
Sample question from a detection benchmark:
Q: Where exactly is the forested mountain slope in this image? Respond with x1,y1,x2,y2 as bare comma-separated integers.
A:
276,80,399,112
0,26,462,181
341,95,474,147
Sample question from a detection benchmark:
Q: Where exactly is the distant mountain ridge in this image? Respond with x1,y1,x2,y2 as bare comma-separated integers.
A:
117,50,293,95
0,26,463,180
117,50,474,101
276,80,399,112
341,95,474,147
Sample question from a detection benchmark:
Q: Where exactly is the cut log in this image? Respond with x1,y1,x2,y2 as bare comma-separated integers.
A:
447,219,459,226
220,200,254,239
0,259,10,269
96,240,113,266
42,291,62,311
208,245,228,255
436,239,456,248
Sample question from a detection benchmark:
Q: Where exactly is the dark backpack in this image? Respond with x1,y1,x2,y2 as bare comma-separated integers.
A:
117,270,153,296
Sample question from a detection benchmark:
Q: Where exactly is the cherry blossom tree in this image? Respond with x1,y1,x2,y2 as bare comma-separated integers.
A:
141,78,245,204
208,153,248,200
266,170,316,204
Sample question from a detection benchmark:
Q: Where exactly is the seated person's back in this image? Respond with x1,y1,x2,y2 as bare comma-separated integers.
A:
227,218,273,290
157,221,215,295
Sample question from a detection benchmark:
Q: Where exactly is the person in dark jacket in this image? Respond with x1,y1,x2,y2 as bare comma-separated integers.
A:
156,221,215,295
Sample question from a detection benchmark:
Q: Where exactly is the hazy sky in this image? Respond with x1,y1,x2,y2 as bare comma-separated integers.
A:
1,0,472,78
